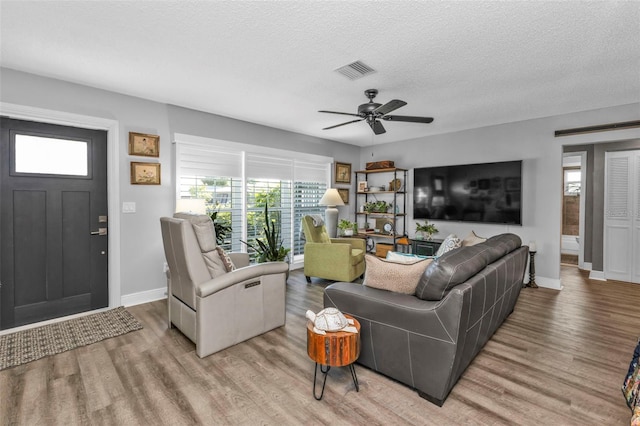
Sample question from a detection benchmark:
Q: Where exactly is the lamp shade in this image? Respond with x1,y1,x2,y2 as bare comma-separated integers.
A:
175,198,207,214
318,188,345,207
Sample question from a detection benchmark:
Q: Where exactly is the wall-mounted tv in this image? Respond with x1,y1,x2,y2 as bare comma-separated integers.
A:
414,160,522,225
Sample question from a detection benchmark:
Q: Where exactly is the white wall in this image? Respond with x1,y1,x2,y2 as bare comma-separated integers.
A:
0,68,360,304
363,104,640,288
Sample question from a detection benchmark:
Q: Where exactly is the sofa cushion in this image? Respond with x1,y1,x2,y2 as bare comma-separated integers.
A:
203,250,228,278
462,230,487,247
363,254,432,295
415,233,523,301
415,245,489,301
174,212,217,252
435,233,462,257
477,233,523,264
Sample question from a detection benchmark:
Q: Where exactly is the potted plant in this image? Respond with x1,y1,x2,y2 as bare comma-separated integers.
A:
209,209,232,246
415,221,438,241
242,204,291,263
338,219,357,236
364,200,393,213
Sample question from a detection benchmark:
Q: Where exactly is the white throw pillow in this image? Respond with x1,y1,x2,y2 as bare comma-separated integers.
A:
435,234,462,257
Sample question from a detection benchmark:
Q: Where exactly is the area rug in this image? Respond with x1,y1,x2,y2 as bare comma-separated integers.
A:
0,306,142,371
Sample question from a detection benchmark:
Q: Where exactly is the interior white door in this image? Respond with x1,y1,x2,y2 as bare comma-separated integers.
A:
604,150,640,283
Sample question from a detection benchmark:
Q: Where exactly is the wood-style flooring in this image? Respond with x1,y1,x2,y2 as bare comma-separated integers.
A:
1,266,638,425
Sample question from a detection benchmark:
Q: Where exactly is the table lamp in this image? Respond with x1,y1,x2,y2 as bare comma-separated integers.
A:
318,188,345,238
175,198,206,214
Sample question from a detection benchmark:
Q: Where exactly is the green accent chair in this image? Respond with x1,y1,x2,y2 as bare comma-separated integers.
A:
302,216,366,283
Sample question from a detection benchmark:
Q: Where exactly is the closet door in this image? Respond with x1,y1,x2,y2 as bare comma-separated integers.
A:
604,150,639,283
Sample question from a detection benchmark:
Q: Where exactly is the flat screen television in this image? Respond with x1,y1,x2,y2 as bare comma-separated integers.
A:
413,160,522,225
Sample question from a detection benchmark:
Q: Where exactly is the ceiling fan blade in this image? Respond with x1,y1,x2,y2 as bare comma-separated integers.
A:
322,119,363,130
369,120,386,135
373,99,407,116
318,110,362,118
381,115,434,123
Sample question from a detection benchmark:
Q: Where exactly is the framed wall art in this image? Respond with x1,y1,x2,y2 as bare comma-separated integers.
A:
131,162,161,185
337,188,349,205
335,162,352,184
129,132,160,157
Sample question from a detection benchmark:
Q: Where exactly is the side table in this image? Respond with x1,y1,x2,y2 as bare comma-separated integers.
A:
411,238,443,257
306,314,361,400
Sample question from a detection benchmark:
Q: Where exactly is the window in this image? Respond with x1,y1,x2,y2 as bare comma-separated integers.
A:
14,134,88,176
175,136,330,262
564,169,581,196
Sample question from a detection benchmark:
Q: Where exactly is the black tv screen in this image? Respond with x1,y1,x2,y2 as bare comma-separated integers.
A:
413,160,522,225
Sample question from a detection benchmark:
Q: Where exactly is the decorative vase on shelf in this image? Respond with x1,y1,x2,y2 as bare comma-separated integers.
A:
425,233,433,241
344,229,354,236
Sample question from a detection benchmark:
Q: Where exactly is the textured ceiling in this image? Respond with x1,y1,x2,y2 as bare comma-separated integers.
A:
1,1,639,146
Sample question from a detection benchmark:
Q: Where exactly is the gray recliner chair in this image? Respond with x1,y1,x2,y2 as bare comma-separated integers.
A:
160,213,289,358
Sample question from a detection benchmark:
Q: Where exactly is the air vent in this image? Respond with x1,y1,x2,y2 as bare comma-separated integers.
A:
334,61,376,80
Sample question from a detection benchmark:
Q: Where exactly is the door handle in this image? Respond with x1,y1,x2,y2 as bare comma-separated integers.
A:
90,228,108,236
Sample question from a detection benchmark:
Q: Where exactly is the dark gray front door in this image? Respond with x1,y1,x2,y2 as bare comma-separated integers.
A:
0,118,108,330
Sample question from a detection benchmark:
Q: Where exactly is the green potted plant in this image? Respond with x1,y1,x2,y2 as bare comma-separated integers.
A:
241,204,291,263
415,221,438,241
364,200,393,213
209,210,232,246
338,219,357,236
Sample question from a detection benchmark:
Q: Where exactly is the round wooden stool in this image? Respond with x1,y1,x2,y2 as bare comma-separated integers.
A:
306,314,361,400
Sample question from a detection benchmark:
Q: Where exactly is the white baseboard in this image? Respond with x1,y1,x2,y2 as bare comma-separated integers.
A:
581,262,592,271
589,270,606,281
532,276,563,290
121,287,167,307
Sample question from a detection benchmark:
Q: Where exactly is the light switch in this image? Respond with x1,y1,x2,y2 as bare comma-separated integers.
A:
122,202,136,213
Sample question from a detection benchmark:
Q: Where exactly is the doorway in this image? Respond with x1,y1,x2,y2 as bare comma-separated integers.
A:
0,118,109,329
561,152,586,268
604,149,640,284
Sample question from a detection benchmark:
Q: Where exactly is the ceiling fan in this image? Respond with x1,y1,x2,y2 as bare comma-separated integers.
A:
319,89,434,135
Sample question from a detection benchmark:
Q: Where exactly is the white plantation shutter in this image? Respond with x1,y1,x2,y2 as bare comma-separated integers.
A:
606,156,629,219
174,135,332,260
177,143,242,179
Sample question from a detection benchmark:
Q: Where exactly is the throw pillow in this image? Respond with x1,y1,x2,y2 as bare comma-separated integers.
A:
462,230,487,247
215,246,236,272
363,254,432,295
435,234,462,257
386,251,428,264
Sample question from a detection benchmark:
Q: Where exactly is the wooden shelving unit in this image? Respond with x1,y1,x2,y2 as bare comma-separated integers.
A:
354,167,408,254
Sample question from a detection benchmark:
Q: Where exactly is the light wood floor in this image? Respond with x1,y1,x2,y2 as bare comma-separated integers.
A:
1,266,638,425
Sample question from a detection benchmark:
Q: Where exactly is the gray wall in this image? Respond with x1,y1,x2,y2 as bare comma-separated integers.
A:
0,68,359,301
360,105,640,287
2,67,639,294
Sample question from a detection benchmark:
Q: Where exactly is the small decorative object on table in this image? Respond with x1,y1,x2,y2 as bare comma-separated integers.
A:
366,160,394,170
526,241,538,288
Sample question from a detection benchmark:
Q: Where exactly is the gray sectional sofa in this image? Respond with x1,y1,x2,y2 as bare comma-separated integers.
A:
324,233,528,406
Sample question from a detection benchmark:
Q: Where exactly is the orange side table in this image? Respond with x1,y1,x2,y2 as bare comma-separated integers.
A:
306,314,361,400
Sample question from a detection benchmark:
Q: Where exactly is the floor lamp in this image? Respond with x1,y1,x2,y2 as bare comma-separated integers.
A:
318,188,345,238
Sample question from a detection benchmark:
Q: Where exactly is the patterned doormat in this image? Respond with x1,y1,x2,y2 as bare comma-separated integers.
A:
0,306,142,371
